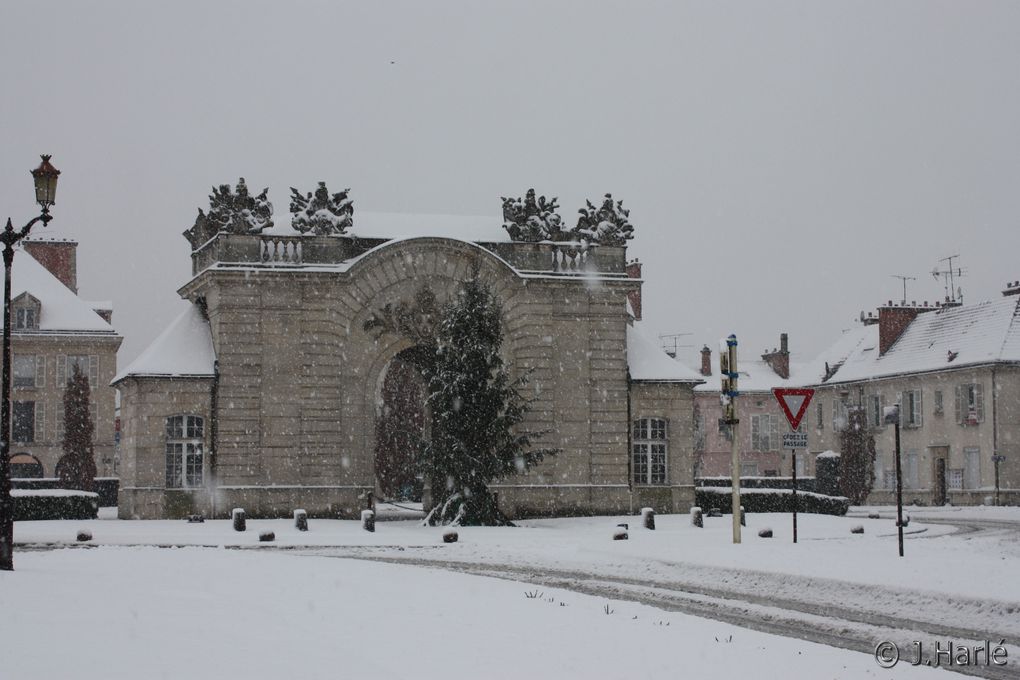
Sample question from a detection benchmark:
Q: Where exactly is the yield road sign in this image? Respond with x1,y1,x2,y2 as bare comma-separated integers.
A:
772,388,815,430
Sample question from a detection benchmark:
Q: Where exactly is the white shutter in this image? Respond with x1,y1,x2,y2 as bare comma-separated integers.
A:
56,355,66,388
751,415,760,451
89,355,99,388
35,401,45,443
92,400,98,441
913,390,923,426
35,355,46,388
955,385,962,424
975,383,985,423
770,416,779,451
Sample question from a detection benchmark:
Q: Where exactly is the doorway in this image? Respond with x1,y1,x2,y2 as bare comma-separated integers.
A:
374,349,429,502
931,447,948,505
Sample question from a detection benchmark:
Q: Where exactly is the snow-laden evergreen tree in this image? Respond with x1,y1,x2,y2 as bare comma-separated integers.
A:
838,405,876,504
501,188,565,242
55,366,96,492
573,193,634,246
289,182,353,235
423,269,556,525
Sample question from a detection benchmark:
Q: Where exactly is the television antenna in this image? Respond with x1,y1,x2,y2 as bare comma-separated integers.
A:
890,274,916,304
931,254,966,304
659,332,693,358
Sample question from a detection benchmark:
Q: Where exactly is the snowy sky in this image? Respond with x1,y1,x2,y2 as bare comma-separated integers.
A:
2,1,1018,370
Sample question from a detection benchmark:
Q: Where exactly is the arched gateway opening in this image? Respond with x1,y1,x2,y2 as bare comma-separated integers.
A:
374,347,430,502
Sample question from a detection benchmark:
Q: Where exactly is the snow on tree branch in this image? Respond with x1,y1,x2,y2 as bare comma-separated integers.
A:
501,188,565,242
573,193,634,246
290,182,353,235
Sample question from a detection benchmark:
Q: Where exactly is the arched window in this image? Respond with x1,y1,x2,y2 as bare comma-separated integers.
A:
166,415,204,488
632,417,667,485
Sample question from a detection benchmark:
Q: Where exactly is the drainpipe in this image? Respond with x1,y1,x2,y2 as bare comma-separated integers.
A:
209,359,220,518
626,369,634,515
992,367,999,506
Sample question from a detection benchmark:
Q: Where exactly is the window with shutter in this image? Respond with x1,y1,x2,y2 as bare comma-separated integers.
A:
955,386,962,424
974,383,984,423
35,402,45,443
56,354,66,388
35,355,46,388
89,355,99,387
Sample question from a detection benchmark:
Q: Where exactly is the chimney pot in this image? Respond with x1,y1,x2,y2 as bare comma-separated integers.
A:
700,345,712,376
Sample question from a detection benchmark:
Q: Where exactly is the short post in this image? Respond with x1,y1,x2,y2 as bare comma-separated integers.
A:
294,509,308,531
232,508,246,532
740,505,746,527
641,507,655,530
361,509,375,532
690,506,703,528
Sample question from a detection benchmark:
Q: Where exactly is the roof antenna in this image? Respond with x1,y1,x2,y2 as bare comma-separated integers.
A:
890,274,916,305
932,254,966,304
658,332,692,359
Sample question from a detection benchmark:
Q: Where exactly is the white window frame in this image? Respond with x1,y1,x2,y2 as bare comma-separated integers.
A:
165,415,205,489
632,417,667,485
956,384,984,425
868,394,884,429
13,354,36,388
964,447,981,489
902,389,923,428
750,414,779,452
15,307,37,330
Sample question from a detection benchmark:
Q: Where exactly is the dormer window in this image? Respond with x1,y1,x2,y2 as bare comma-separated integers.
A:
12,293,41,331
16,308,36,330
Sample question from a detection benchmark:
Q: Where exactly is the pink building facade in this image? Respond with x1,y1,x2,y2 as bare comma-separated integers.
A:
692,334,807,478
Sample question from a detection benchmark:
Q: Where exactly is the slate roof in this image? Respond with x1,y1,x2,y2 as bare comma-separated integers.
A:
801,296,1020,386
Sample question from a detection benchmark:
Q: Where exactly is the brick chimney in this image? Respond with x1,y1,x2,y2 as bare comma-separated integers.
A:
1003,280,1020,297
878,301,937,355
23,238,77,293
761,332,790,379
700,346,712,376
626,259,642,321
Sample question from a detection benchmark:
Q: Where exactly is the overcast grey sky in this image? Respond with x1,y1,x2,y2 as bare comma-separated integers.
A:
2,1,1018,371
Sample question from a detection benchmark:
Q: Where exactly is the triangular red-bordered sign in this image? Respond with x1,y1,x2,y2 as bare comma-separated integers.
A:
772,388,815,430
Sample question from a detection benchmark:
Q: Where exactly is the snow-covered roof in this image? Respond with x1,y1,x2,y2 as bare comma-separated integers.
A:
3,249,116,334
627,323,704,383
262,211,510,242
802,296,1020,386
692,357,806,393
113,304,216,383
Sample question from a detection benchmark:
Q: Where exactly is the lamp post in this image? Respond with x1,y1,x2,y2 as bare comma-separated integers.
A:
0,155,60,571
883,402,904,558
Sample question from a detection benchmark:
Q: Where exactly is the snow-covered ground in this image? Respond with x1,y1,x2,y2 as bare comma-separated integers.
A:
6,509,1019,679
3,546,943,680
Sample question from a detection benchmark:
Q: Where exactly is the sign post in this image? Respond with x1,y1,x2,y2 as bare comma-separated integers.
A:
721,335,740,544
772,388,814,544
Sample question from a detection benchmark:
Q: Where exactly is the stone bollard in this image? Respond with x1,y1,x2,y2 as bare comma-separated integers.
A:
641,507,655,530
740,506,746,527
851,525,864,534
259,530,275,542
443,529,458,543
361,509,375,533
758,528,773,538
613,527,629,540
76,529,92,542
232,508,246,532
690,506,703,528
294,509,308,532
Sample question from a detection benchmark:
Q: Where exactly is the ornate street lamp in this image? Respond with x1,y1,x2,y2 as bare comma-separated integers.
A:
0,155,60,571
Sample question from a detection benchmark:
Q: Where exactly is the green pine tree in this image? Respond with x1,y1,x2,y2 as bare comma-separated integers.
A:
56,365,96,492
423,268,555,525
